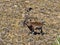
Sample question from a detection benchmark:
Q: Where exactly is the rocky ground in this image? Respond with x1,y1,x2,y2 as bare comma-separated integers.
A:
0,0,60,45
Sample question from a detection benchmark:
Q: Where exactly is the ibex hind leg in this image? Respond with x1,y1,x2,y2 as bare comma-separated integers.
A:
35,27,44,35
40,27,44,35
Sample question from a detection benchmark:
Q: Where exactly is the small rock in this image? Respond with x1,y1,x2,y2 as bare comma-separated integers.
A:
25,1,30,3
14,5,18,7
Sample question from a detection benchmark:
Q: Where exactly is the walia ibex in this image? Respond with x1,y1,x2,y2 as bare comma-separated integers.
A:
23,7,45,35
23,17,45,35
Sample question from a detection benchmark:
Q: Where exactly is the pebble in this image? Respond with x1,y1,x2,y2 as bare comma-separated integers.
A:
14,5,18,8
25,1,30,3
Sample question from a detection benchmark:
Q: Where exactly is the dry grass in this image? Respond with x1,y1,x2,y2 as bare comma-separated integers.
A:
0,0,60,45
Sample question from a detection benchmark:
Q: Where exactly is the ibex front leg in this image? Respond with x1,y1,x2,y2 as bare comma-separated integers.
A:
26,25,35,35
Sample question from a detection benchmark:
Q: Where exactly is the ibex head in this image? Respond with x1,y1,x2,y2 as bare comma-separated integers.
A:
23,18,32,26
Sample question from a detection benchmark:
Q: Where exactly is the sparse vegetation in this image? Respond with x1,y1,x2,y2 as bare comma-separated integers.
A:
52,35,60,45
0,0,60,45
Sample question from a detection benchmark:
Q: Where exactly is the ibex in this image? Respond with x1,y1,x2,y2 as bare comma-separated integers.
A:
23,18,45,35
23,7,45,35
